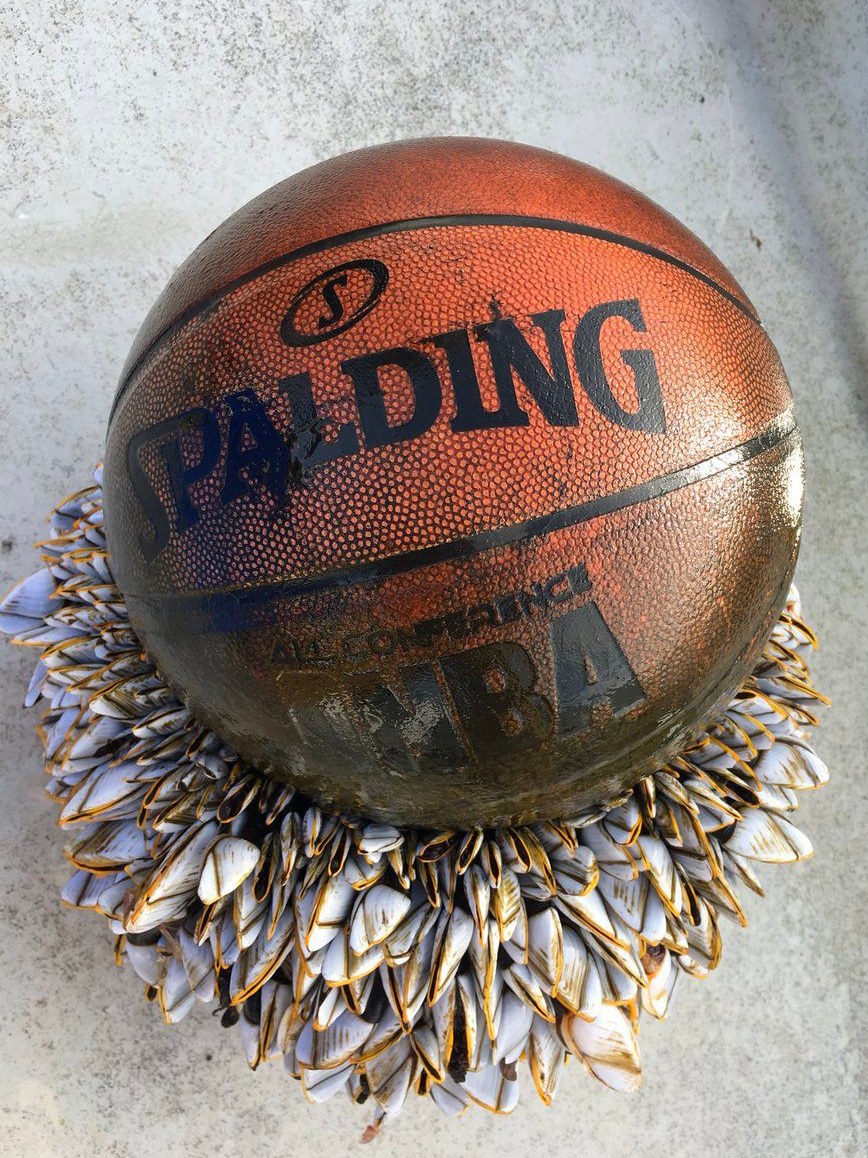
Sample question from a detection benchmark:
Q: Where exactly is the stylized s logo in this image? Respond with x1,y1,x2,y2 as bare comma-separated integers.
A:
281,259,389,347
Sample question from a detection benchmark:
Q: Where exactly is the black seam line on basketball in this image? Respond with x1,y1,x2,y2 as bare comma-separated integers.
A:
126,412,796,616
109,213,761,424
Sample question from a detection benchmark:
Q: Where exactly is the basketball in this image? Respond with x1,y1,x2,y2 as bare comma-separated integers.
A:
102,136,802,828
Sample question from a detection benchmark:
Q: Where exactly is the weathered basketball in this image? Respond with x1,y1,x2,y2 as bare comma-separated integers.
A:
102,137,802,828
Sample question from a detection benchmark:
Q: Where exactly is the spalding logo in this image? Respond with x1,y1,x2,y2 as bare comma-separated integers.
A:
280,259,389,347
125,277,668,564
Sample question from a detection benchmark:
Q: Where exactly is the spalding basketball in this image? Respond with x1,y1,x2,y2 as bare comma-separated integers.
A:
103,137,802,828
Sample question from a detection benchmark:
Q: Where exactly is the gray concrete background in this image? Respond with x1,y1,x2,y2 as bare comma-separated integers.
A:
1,1,866,1155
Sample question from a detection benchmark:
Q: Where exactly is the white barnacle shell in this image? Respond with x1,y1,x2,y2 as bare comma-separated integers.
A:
358,822,403,859
462,1063,520,1114
559,1003,642,1092
348,884,412,955
428,907,474,1004
724,808,814,862
197,836,260,904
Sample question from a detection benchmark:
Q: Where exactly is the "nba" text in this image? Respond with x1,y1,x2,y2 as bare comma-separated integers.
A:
272,598,646,772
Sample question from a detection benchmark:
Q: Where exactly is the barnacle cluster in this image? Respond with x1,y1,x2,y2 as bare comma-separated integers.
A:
0,470,828,1129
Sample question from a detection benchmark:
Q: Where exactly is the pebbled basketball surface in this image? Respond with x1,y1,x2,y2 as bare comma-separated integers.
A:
103,137,803,828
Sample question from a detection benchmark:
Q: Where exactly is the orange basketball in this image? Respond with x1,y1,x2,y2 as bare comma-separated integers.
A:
103,137,802,828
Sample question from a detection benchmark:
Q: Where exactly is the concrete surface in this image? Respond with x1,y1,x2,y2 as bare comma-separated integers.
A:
1,1,866,1155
